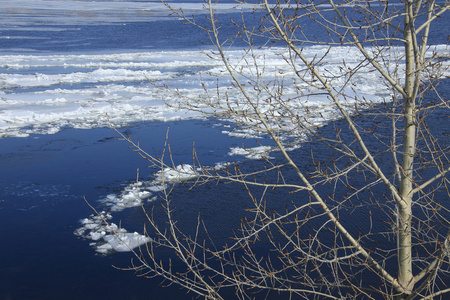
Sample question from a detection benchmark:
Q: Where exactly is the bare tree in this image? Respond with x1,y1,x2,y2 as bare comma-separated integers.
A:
108,0,450,299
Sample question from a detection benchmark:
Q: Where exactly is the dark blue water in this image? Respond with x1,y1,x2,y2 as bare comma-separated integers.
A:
2,3,447,54
0,120,263,300
0,100,449,299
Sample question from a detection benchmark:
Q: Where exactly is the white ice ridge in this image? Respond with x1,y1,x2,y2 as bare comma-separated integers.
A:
75,164,201,254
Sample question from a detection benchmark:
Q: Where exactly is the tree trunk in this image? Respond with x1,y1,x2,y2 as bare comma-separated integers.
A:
397,0,416,297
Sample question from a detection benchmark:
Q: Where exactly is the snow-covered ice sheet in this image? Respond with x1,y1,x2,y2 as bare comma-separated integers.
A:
1,0,448,141
1,45,429,139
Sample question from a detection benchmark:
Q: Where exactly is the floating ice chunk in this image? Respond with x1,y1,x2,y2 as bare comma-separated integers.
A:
148,185,165,192
213,162,230,170
89,230,106,241
95,242,114,254
74,211,112,239
101,232,151,253
100,182,154,212
154,164,199,183
228,146,273,160
75,210,151,254
222,130,262,139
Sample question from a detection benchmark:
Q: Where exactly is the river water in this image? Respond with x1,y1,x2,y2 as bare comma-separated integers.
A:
0,1,449,299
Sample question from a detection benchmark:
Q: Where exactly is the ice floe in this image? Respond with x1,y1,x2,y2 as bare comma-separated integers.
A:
228,146,273,160
75,164,203,254
74,210,151,254
100,181,156,212
154,164,199,183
